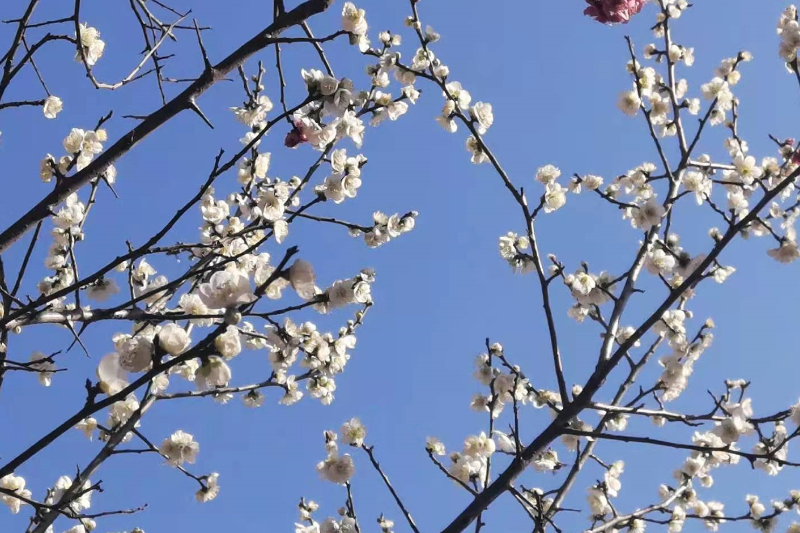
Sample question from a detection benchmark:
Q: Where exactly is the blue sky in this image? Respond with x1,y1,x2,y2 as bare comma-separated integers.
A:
1,1,799,532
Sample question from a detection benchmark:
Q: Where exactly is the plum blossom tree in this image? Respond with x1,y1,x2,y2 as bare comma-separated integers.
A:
0,1,418,532
4,1,800,533
289,2,800,533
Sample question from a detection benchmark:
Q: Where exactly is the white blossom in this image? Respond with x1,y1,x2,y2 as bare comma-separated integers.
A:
341,2,367,36
617,90,641,116
341,418,366,447
768,240,799,263
97,352,129,395
470,102,494,134
76,23,106,65
544,182,567,213
631,200,665,231
195,356,232,390
157,324,191,356
214,325,242,359
0,474,32,514
74,417,97,440
196,473,220,502
317,453,355,484
426,437,446,456
159,430,200,467
198,269,256,309
42,96,63,119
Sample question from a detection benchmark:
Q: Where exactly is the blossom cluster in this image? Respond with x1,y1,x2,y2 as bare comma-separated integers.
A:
76,23,106,66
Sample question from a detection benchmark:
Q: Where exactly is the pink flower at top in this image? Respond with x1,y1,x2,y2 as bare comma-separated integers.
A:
584,0,648,24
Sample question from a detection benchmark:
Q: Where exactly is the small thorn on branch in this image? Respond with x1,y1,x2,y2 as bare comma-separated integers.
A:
101,176,120,199
187,98,214,129
193,19,212,72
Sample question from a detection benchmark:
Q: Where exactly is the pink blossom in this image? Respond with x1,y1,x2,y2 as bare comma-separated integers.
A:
284,120,308,148
780,139,800,164
584,0,647,24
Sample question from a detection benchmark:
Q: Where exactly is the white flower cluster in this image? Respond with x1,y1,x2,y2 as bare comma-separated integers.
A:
752,422,791,477
586,460,625,517
76,23,106,66
342,2,369,51
0,1,432,528
38,193,86,297
40,126,111,183
284,5,800,533
779,6,800,64
265,314,356,407
608,8,800,271
661,484,725,533
436,81,470,133
105,393,140,438
368,89,411,127
365,44,419,105
295,506,359,533
447,432,494,487
618,54,698,136
316,430,356,485
498,231,533,274
290,70,364,149
51,475,94,513
356,211,417,248
658,321,714,402
471,346,542,419
671,489,791,533
4,473,97,531
0,473,31,514
90,261,376,410
316,149,366,203
229,73,416,253
562,267,616,323
298,421,369,533
425,436,446,456
739,491,800,533
534,164,568,214
231,94,273,130
673,423,745,491
367,18,496,168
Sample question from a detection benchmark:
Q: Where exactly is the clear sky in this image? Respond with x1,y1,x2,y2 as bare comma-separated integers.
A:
1,1,799,532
